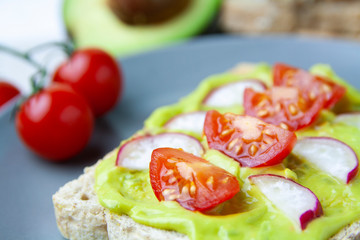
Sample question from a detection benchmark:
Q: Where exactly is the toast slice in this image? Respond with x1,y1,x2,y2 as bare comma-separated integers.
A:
53,64,360,239
53,156,360,240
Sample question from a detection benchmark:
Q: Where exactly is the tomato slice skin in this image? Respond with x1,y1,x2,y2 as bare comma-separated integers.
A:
150,148,240,211
273,63,346,109
204,110,297,168
244,87,325,131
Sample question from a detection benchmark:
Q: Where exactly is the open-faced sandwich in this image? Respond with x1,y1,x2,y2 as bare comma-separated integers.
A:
53,62,360,240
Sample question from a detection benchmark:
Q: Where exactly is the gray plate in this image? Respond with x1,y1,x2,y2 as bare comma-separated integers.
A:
1,35,360,239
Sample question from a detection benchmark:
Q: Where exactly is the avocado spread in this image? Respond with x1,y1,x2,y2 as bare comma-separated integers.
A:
95,64,360,239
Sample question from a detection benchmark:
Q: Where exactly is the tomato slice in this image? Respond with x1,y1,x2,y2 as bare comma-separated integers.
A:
244,87,325,131
204,110,297,168
273,63,346,109
150,148,240,211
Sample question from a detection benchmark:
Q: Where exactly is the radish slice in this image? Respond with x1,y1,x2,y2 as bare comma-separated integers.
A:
164,111,206,135
249,174,323,230
116,133,204,170
203,80,266,107
292,137,358,184
334,113,360,129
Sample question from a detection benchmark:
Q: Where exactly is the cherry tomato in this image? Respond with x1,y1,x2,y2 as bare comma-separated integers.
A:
150,148,240,211
53,48,123,117
0,81,20,108
244,87,325,131
15,83,94,161
204,110,297,168
273,63,346,109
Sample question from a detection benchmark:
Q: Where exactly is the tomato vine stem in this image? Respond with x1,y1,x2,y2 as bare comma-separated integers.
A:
0,42,75,121
26,41,74,57
0,44,44,71
0,42,75,93
0,44,52,95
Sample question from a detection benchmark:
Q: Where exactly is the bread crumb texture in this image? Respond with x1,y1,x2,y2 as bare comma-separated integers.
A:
105,211,188,240
53,163,108,240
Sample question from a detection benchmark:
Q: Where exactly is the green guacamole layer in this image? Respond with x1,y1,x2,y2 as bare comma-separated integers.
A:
95,64,360,239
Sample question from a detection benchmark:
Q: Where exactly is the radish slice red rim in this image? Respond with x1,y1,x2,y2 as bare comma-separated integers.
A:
164,111,206,135
292,137,359,184
249,174,323,230
333,112,360,129
203,80,266,107
116,133,204,170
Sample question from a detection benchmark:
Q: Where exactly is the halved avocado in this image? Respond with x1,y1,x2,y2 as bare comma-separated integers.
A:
63,0,221,56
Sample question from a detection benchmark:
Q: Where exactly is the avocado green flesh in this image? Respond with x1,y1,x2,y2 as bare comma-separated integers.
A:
96,64,360,239
63,0,220,56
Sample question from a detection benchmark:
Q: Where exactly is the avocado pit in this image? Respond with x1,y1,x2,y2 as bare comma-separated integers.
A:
108,0,191,25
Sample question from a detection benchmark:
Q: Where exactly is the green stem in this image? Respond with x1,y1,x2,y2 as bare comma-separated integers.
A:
30,70,46,95
0,44,48,93
26,41,74,57
0,44,44,70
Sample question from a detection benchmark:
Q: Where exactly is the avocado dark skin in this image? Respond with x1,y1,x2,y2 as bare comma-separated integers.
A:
108,0,190,25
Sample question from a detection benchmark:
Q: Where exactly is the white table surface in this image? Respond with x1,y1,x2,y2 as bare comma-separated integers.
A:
0,0,66,94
